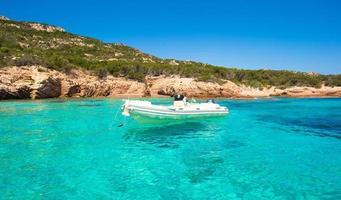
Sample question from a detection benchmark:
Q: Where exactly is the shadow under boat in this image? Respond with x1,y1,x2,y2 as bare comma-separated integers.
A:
123,121,219,148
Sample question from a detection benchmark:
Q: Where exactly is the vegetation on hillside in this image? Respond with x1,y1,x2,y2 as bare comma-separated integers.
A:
0,17,340,88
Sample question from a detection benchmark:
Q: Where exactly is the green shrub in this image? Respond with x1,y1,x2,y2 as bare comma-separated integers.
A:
12,55,42,66
96,68,108,79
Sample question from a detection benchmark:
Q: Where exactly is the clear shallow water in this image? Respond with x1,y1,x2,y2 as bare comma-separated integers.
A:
0,98,341,200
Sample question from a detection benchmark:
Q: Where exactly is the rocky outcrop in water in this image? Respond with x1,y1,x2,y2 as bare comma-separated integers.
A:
0,66,340,100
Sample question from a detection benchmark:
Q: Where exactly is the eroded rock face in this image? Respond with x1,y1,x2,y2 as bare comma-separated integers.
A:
0,85,32,100
35,78,62,99
0,88,23,100
0,88,16,100
146,76,240,98
0,66,340,100
67,85,81,97
17,86,32,99
0,66,146,100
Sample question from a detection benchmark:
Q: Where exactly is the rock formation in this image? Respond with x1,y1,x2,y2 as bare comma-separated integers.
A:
0,66,145,100
35,78,62,99
145,76,240,97
0,16,9,21
28,23,65,32
0,66,340,100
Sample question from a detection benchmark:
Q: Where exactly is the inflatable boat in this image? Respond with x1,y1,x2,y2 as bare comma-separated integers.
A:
121,95,228,122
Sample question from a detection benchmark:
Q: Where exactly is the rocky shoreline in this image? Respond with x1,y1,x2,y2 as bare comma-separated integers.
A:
0,66,340,100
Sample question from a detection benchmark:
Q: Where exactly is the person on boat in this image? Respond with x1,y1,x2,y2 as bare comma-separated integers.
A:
173,94,186,107
206,99,216,103
174,94,184,101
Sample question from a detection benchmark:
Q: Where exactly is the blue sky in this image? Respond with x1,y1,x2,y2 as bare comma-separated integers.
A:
1,0,340,74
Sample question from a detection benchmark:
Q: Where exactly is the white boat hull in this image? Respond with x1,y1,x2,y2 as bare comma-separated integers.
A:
122,100,228,123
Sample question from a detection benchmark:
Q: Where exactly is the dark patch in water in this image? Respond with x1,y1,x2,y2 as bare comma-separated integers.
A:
157,143,179,148
305,129,341,140
320,191,341,199
85,99,104,102
257,114,341,139
183,152,224,184
91,99,104,101
186,168,215,184
124,122,210,148
77,104,101,107
226,100,290,111
48,100,67,103
222,140,245,149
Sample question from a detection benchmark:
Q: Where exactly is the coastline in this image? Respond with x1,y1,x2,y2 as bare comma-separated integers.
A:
0,96,340,105
1,66,340,101
0,96,340,103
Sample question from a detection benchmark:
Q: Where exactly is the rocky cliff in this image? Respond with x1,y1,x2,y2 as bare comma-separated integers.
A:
0,66,145,100
1,66,340,100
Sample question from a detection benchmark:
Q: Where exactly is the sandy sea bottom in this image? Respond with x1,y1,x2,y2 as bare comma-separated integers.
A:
0,98,341,199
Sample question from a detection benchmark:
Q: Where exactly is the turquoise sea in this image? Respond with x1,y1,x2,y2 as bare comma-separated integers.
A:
0,98,341,199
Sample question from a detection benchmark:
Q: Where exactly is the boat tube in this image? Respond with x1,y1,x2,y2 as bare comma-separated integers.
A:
121,95,228,122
